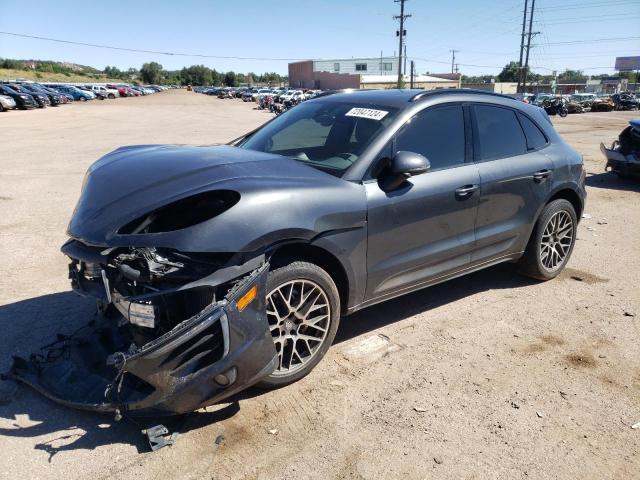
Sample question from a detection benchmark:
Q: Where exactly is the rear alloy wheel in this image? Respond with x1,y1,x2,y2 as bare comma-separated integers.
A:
258,261,340,388
518,199,577,280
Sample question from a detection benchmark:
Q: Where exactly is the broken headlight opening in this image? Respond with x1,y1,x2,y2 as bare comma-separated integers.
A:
7,241,278,417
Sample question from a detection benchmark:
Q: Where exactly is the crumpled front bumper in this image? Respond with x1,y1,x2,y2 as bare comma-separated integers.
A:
8,263,277,416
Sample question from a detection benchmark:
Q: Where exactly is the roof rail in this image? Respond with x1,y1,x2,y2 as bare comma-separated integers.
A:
410,88,517,102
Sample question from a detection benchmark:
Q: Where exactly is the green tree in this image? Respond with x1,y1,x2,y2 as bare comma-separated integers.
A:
497,61,521,82
224,71,237,87
557,69,587,83
140,62,163,84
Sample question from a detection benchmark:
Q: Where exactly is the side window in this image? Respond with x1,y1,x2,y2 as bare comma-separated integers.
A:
517,112,548,151
474,105,527,161
394,105,465,170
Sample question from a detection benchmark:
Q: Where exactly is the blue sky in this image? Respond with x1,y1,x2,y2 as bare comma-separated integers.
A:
1,0,639,76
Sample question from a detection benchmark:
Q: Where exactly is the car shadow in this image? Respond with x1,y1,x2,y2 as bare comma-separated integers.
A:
585,171,640,192
0,262,535,456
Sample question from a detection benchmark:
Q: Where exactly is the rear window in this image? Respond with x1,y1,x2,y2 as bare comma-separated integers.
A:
517,112,548,151
474,105,527,161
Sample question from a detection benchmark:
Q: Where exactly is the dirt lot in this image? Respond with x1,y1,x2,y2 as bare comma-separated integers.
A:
0,90,638,480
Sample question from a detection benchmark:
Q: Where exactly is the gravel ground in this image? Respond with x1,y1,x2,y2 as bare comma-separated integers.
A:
0,90,638,480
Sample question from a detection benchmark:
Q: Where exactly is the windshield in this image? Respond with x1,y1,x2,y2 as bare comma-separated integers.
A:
239,100,398,175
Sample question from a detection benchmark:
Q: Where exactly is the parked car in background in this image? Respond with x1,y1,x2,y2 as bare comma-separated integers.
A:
77,85,107,100
590,96,615,112
570,93,597,110
0,94,17,111
107,84,133,97
242,89,258,101
0,84,36,109
611,93,639,111
6,83,49,108
48,85,94,101
20,83,63,106
90,85,119,99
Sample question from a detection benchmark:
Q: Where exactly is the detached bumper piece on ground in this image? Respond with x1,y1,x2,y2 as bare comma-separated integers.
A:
8,244,277,417
601,119,640,177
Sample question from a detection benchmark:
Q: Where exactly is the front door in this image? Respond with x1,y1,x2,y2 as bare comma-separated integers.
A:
365,104,480,301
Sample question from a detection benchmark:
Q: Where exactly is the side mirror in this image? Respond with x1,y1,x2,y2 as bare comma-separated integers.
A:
379,151,430,191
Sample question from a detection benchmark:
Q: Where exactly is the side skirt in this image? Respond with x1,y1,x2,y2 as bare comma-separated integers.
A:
346,252,523,315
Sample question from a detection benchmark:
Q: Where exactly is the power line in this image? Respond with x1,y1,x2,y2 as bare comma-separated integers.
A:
0,31,307,61
533,36,640,46
536,0,640,10
536,15,640,26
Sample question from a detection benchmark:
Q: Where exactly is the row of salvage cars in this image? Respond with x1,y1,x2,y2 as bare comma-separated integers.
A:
0,81,172,111
527,92,640,117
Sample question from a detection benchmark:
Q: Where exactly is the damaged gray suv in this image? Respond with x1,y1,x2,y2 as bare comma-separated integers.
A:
10,89,586,416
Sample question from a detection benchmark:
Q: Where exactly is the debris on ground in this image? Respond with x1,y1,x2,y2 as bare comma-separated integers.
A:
433,456,443,465
511,401,520,409
268,428,278,435
597,219,608,225
413,406,428,412
632,422,640,429
142,425,178,452
582,213,592,219
536,411,544,418
623,311,635,317
215,435,225,445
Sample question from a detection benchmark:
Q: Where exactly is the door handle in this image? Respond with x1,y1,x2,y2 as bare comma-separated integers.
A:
455,184,479,199
533,169,551,182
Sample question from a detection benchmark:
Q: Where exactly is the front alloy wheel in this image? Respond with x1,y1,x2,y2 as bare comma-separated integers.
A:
258,261,340,388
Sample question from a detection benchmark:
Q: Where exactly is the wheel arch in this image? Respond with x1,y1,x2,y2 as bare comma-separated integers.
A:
267,242,351,315
519,184,584,255
547,186,584,219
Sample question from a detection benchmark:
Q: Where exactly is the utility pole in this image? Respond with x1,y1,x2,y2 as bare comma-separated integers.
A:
394,0,411,88
404,44,407,76
450,49,459,74
522,0,536,93
410,60,415,88
517,0,529,92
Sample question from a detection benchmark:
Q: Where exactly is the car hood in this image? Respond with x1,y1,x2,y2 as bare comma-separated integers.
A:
68,144,366,252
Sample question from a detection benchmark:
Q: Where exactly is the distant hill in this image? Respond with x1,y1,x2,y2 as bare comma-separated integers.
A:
0,58,123,83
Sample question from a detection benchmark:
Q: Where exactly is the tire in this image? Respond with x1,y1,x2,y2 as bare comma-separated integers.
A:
257,261,341,388
0,103,4,112
518,199,577,281
108,93,115,99
79,96,86,102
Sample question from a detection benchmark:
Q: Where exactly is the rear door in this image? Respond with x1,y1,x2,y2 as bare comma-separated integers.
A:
471,104,553,262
